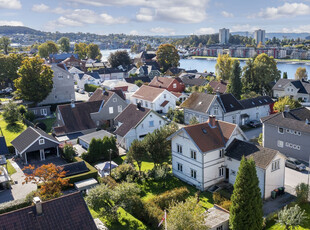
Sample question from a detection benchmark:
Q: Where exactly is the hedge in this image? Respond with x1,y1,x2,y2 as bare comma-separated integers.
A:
0,198,31,215
84,84,100,92
65,157,98,184
140,200,163,229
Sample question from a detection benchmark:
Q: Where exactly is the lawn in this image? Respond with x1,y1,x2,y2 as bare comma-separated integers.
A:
0,115,26,146
113,155,155,172
6,160,16,175
265,203,310,230
34,117,56,133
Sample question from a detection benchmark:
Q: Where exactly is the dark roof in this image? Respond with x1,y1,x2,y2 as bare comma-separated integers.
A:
88,88,114,102
226,139,280,169
86,72,100,80
239,96,274,109
114,104,151,137
261,107,310,133
77,73,84,80
49,53,79,62
11,127,59,153
182,120,237,153
61,161,89,177
179,75,208,86
0,137,8,155
109,89,126,101
125,77,151,84
55,101,102,135
96,68,126,74
219,94,244,113
167,67,185,75
137,51,156,60
0,192,97,230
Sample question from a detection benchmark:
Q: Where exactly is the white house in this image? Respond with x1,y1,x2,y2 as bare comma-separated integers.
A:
131,85,178,113
75,72,101,90
225,139,286,199
168,116,247,191
114,104,166,150
272,79,310,102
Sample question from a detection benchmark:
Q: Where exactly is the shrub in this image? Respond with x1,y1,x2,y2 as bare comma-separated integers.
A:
111,164,138,182
118,207,147,230
100,176,118,188
141,200,163,228
0,198,31,214
151,187,190,210
25,190,38,204
147,165,170,181
213,192,226,205
295,183,309,204
35,122,47,131
84,84,100,92
2,101,21,124
62,143,75,162
24,110,35,122
18,105,27,115
221,200,232,211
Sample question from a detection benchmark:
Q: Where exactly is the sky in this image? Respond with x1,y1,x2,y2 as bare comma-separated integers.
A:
0,0,310,35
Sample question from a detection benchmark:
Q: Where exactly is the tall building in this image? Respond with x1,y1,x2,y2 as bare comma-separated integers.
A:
219,28,230,44
254,29,266,45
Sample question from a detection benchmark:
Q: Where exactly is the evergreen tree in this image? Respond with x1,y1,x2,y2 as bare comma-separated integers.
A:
228,60,242,99
229,156,263,230
283,72,288,79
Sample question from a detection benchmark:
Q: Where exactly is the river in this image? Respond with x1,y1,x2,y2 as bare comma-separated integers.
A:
101,49,310,79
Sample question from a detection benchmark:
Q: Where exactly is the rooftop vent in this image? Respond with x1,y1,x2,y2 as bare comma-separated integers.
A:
202,128,207,134
252,102,255,105
259,100,262,103
33,197,42,215
230,104,234,108
198,101,202,105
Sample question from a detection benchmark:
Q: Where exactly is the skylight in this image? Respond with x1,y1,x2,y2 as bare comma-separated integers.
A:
230,104,234,108
202,128,207,134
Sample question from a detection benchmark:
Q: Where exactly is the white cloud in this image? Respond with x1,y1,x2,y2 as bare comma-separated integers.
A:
136,8,154,22
221,11,233,18
255,3,310,19
0,0,21,9
282,25,310,33
231,24,259,32
129,30,139,35
32,4,49,12
150,27,175,35
32,4,69,14
0,20,23,26
195,27,215,35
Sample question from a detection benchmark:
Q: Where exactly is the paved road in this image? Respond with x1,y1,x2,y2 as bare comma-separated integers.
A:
244,127,262,140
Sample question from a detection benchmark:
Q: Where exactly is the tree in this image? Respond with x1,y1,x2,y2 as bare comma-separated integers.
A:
277,205,306,230
130,44,140,53
23,163,70,200
127,140,146,175
2,101,21,124
295,67,308,80
241,58,257,94
228,60,242,99
14,56,54,104
145,44,152,51
58,37,70,53
134,80,143,87
240,91,261,100
87,43,102,60
167,197,208,230
229,157,263,230
0,53,25,86
273,96,302,112
38,43,49,58
215,54,234,81
295,183,309,204
108,50,132,68
0,36,10,54
74,43,88,59
283,72,288,79
156,44,180,72
38,41,59,58
189,116,199,125
62,143,75,162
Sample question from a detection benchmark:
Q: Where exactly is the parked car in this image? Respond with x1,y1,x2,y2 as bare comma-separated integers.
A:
248,120,261,128
285,157,306,171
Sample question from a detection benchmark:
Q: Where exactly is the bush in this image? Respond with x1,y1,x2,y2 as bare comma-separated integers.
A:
111,164,138,182
62,143,75,162
0,198,31,214
151,187,190,210
24,110,35,122
118,207,147,230
99,176,118,188
35,122,47,131
141,200,163,228
2,101,21,124
213,191,227,205
147,165,170,181
296,183,309,204
221,200,232,211
18,105,27,115
84,84,100,92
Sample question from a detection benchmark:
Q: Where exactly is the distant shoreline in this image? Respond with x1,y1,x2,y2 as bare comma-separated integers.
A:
190,56,310,64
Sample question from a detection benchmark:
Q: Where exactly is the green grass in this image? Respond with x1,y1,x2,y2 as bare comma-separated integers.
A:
265,203,310,230
34,117,56,133
113,155,155,172
6,160,16,175
0,115,26,146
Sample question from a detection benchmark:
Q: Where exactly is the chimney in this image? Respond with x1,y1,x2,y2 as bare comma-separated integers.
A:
284,105,290,113
71,99,75,108
33,197,42,215
209,115,216,128
137,102,142,110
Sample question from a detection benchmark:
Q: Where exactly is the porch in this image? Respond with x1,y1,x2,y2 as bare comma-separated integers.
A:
19,146,60,164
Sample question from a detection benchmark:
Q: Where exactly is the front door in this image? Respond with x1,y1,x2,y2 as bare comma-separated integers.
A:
226,168,229,180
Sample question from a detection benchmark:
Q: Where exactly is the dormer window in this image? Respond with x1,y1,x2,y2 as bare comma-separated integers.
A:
252,102,255,105
259,100,262,103
230,104,234,108
39,139,45,145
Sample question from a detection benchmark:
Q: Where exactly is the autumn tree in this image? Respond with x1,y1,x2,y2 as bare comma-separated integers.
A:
215,54,234,81
130,44,140,53
156,44,180,72
273,96,302,112
0,36,10,54
23,163,70,200
295,67,308,80
74,42,88,59
108,50,132,68
58,37,70,53
228,60,242,99
127,139,146,175
145,44,152,51
14,56,54,104
87,43,102,60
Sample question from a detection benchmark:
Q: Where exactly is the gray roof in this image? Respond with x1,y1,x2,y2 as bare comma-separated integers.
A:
11,127,59,153
226,139,281,169
239,96,274,109
272,79,310,94
78,130,113,145
261,107,310,133
0,137,9,155
95,161,118,171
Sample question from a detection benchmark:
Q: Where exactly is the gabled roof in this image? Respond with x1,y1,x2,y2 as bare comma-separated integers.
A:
0,137,8,155
225,139,281,169
88,88,114,102
239,96,274,109
167,67,185,75
86,72,101,80
49,53,79,62
132,85,168,102
219,94,244,112
179,74,208,86
272,79,309,94
208,80,227,94
78,130,113,145
114,104,151,137
181,92,215,113
261,107,310,133
54,101,102,135
149,76,180,89
0,192,97,230
11,127,59,154
181,120,237,153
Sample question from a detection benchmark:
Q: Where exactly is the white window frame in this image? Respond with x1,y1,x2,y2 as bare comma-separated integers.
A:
190,150,197,160
145,101,148,107
118,105,122,113
278,127,284,134
40,109,47,116
177,144,182,154
39,139,45,145
219,167,224,177
232,115,236,124
173,83,177,88
177,163,183,172
219,149,224,158
277,140,284,148
109,107,114,114
149,120,154,127
214,106,219,115
271,160,280,172
190,169,197,179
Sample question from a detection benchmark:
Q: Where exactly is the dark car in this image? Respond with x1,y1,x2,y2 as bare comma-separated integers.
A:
248,120,261,128
285,157,306,171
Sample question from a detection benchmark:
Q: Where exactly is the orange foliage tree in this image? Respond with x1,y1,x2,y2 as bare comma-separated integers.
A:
23,163,70,200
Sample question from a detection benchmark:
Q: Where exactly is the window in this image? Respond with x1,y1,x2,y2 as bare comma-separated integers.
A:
191,150,197,160
40,109,47,116
109,107,114,114
278,127,284,134
219,149,224,158
277,140,284,148
113,98,117,102
55,95,57,99
164,94,166,99
219,167,224,177
173,83,177,88
291,89,293,92
58,75,63,79
230,170,236,176
232,115,236,124
96,121,100,126
177,144,182,154
272,160,280,171
217,226,223,230
191,169,197,179
39,139,45,145
159,120,162,125
136,99,139,103
177,163,183,172
118,105,122,113
214,106,219,115
256,112,259,119
145,101,148,107
33,110,37,115
149,121,154,127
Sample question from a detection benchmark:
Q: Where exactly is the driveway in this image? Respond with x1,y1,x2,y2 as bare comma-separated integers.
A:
243,127,262,140
285,166,309,189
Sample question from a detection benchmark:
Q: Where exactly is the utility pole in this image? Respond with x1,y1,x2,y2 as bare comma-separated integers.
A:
109,149,112,176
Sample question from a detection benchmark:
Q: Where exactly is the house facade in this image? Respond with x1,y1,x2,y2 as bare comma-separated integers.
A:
272,79,310,102
261,107,310,162
75,72,101,90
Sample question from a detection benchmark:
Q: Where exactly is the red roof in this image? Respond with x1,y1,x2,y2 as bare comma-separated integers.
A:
209,80,228,94
149,76,175,89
